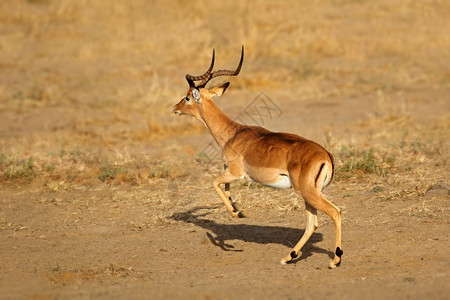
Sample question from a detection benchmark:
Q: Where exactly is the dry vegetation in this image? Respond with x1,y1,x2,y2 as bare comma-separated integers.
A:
0,0,449,299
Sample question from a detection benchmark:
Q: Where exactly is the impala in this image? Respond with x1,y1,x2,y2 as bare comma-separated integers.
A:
173,46,343,268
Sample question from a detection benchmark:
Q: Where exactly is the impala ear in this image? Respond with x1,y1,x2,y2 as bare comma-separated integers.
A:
209,82,230,98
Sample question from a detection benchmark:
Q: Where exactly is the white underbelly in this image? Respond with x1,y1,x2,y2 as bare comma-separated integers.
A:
246,174,292,189
264,175,292,189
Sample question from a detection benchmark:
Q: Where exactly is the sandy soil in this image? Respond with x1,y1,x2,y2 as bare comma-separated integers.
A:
0,1,449,299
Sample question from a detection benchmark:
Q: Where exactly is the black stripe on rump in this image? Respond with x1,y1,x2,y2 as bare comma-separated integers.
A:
315,163,325,188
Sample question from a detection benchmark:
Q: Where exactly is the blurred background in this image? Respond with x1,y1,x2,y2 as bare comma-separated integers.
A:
0,0,448,181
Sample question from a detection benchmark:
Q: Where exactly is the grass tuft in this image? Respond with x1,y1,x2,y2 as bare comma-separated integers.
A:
98,164,127,182
338,147,389,177
2,157,36,182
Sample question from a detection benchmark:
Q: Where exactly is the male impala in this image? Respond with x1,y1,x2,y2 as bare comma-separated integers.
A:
173,46,343,268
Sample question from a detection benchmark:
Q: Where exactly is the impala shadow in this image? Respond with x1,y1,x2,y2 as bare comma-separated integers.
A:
169,206,333,263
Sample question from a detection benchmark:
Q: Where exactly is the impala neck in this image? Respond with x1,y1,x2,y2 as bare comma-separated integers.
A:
200,100,242,149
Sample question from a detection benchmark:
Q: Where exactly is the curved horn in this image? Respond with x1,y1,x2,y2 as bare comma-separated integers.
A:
197,45,244,88
185,49,215,86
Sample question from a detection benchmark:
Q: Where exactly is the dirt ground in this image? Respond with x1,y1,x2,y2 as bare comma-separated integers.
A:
0,1,449,299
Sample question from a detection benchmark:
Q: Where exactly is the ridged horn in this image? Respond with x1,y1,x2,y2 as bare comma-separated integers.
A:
185,49,215,87
197,45,244,88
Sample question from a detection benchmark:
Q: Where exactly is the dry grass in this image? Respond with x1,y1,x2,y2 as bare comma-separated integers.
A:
1,1,449,103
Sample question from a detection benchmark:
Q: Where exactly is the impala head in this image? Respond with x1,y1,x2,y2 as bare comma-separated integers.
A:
173,46,244,120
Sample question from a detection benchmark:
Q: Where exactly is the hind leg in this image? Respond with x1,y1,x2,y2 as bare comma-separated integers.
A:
305,190,342,268
280,202,317,264
324,198,343,268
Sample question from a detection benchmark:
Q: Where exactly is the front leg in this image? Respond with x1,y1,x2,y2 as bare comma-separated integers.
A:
224,183,245,215
224,164,243,214
224,164,231,200
213,168,245,218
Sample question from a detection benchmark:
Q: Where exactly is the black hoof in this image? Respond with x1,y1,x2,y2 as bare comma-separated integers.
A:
290,251,298,259
336,247,343,257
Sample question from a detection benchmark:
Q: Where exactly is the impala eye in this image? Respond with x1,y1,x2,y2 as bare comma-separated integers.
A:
185,95,190,101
